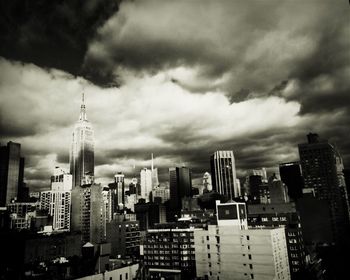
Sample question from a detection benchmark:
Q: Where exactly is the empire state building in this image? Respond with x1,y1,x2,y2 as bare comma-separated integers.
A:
70,93,94,187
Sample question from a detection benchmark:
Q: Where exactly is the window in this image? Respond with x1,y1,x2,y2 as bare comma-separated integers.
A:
248,254,252,260
208,253,211,259
246,236,250,241
249,264,253,269
251,274,254,279
120,275,122,280
207,236,209,241
207,244,210,250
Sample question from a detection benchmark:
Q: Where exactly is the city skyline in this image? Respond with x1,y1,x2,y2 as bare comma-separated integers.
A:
1,0,349,192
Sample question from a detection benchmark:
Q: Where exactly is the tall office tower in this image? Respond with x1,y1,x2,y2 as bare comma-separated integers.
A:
151,153,159,189
195,201,290,280
114,172,125,206
203,172,212,192
0,141,25,206
279,162,304,201
298,133,350,245
169,167,192,219
69,93,94,187
140,168,152,202
210,151,238,200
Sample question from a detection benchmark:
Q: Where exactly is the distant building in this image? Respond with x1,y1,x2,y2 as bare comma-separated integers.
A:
203,172,212,192
268,174,289,204
210,151,238,200
151,153,159,189
0,141,25,206
70,93,94,187
279,162,304,201
108,172,125,212
194,201,290,280
140,168,152,202
169,166,192,220
151,185,170,203
8,202,39,230
298,133,350,245
135,201,166,231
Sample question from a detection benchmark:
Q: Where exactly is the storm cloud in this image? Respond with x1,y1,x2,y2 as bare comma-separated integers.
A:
0,0,349,191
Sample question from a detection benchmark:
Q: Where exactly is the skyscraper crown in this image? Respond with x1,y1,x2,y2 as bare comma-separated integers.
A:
79,92,88,121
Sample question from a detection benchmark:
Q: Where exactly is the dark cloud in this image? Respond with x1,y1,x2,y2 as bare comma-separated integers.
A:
0,0,120,86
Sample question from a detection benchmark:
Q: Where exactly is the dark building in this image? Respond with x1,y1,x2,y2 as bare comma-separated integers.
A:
0,231,82,279
279,162,304,201
143,227,197,279
298,133,350,246
106,219,140,258
0,141,25,206
210,150,238,200
135,201,166,231
247,175,269,204
247,203,306,280
108,172,125,214
169,167,192,221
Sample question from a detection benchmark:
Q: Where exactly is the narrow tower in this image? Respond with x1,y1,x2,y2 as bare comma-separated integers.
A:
70,92,95,187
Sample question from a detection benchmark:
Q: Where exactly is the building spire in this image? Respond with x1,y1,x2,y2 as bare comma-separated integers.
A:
79,92,87,121
151,153,154,171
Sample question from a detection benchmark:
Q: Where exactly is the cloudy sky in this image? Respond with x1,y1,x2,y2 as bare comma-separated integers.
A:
0,0,349,191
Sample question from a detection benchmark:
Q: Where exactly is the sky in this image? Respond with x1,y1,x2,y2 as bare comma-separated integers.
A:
0,0,349,191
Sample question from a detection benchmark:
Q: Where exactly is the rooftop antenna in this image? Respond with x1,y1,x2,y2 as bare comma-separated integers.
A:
151,153,154,171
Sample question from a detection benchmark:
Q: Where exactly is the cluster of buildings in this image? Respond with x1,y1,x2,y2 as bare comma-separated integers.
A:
0,95,349,280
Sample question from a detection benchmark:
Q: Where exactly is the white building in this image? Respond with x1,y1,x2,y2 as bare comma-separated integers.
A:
51,167,73,191
40,167,72,231
40,190,71,231
194,201,290,280
140,168,152,202
203,172,213,192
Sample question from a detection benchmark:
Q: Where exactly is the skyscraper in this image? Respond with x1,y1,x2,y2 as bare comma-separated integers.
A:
169,166,192,220
298,133,350,245
210,150,238,200
0,142,25,206
69,93,94,187
140,168,152,202
151,153,159,189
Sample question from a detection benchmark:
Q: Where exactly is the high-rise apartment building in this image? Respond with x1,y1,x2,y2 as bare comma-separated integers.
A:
247,203,305,279
298,133,350,245
279,162,304,201
194,201,290,280
210,151,238,200
70,93,94,187
40,167,72,231
169,166,192,220
0,142,25,206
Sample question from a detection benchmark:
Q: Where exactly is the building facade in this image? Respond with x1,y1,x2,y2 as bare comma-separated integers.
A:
279,162,304,201
143,228,198,279
195,201,290,280
298,133,350,245
210,151,238,200
141,168,152,202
